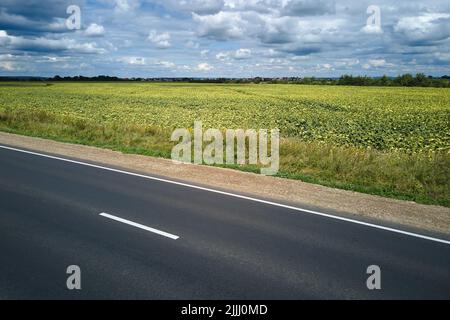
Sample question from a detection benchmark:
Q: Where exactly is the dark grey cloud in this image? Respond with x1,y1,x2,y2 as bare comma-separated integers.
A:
0,0,84,35
0,9,67,35
394,13,450,46
282,0,336,17
0,0,75,20
0,30,105,54
154,0,224,15
281,45,321,56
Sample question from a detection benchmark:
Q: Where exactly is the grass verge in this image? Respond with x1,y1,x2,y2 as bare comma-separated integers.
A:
0,108,448,207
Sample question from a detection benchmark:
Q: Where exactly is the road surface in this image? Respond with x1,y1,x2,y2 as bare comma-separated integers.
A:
0,145,449,299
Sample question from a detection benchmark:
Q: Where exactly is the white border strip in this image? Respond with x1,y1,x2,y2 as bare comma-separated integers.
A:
99,212,179,240
1,144,449,245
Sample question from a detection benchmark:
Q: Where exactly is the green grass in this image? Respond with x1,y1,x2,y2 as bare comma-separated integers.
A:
0,82,449,207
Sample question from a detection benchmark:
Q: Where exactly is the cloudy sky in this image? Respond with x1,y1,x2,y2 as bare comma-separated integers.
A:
0,0,449,77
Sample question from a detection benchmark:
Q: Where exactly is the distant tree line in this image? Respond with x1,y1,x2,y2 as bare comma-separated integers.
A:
255,74,450,88
1,73,450,88
46,74,450,87
335,74,450,88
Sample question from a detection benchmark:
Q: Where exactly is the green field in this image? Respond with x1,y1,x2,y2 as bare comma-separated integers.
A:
0,82,449,206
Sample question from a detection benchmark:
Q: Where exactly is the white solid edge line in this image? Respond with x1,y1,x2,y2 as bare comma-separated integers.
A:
1,144,449,245
100,212,179,240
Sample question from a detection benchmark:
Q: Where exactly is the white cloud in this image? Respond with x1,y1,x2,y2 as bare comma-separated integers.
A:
117,56,146,65
186,40,199,49
197,62,214,71
114,0,140,13
85,23,105,37
158,60,175,68
193,11,248,40
223,0,265,11
117,57,177,69
179,65,192,71
148,30,171,49
361,24,383,35
264,48,283,58
201,50,210,58
216,48,252,60
40,56,70,63
234,48,252,59
433,52,450,62
333,58,360,67
0,53,25,71
216,52,229,60
363,59,394,69
256,14,345,47
368,59,387,67
0,61,16,71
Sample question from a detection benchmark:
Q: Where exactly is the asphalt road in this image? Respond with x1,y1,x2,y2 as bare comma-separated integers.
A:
0,145,449,299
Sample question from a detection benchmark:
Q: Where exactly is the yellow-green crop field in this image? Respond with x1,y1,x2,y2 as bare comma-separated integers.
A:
0,82,449,206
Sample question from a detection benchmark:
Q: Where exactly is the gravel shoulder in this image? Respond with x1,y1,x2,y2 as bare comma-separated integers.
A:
1,131,449,235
